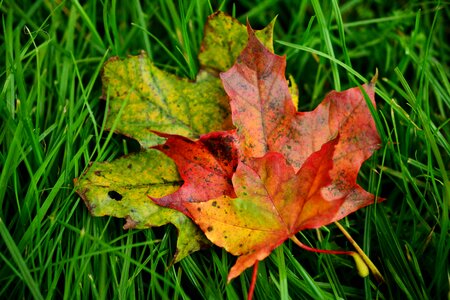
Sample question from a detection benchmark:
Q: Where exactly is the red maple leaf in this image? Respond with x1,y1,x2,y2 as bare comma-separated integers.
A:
151,24,383,293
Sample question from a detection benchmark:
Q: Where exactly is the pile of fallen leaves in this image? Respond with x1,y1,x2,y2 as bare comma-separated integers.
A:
75,12,383,298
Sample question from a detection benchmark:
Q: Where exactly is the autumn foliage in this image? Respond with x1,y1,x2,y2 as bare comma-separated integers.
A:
76,12,382,298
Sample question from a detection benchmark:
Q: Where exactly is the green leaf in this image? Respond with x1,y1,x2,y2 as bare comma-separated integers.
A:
75,149,209,262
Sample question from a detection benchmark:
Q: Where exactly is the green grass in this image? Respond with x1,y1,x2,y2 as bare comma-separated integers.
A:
1,0,449,299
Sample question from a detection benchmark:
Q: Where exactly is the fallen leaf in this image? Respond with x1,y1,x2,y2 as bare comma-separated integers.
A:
185,138,341,280
74,150,209,262
151,131,239,217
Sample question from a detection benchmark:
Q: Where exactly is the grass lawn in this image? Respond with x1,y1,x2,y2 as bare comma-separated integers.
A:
1,0,449,299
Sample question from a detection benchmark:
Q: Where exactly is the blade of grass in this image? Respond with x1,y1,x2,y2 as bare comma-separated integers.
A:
310,0,340,90
71,0,106,52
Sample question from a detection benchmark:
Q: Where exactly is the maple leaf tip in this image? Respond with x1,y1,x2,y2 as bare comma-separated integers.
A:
245,21,256,38
226,268,241,283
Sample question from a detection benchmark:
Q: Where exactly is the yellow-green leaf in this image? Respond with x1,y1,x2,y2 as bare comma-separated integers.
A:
199,11,276,73
102,54,231,147
75,149,209,262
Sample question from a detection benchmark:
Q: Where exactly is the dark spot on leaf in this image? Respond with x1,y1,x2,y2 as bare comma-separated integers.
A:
127,164,132,169
197,207,201,212
94,171,102,176
162,145,170,150
239,243,243,247
207,226,213,232
108,190,123,201
212,201,217,207
183,138,196,144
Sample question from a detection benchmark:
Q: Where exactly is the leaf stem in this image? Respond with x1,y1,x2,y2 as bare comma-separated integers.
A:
290,235,354,255
247,261,259,300
290,235,370,279
334,221,385,283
